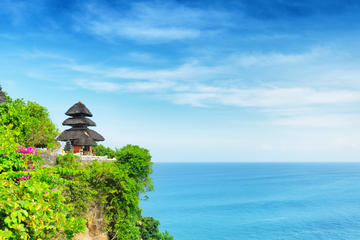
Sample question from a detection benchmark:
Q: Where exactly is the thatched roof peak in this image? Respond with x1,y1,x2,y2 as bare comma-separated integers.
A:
0,86,8,104
65,101,93,117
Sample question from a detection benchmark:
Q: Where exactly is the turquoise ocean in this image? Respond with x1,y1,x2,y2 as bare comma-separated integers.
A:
141,163,360,240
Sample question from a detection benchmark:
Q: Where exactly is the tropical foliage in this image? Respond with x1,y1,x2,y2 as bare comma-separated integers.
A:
91,145,157,239
94,144,115,158
140,217,174,240
0,97,59,149
0,146,85,240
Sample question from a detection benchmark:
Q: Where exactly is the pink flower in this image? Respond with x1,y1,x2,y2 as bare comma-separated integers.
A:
22,154,25,158
3,153,6,155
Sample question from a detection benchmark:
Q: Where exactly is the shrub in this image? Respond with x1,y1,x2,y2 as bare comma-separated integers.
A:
55,153,96,219
0,147,85,240
94,144,116,158
115,144,153,192
140,217,174,240
0,99,59,149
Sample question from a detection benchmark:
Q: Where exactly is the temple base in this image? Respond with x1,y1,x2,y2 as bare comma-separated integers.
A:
72,145,95,155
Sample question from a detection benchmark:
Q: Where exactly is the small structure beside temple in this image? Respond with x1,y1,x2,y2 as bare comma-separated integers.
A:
56,101,104,155
0,86,8,103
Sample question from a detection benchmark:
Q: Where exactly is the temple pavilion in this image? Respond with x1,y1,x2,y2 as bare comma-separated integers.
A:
0,86,7,103
56,101,104,155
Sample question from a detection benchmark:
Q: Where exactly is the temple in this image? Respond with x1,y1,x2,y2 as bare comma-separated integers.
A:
56,101,104,155
0,86,8,103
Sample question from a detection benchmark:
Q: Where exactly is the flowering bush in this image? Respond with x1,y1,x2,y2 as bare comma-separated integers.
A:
0,146,85,240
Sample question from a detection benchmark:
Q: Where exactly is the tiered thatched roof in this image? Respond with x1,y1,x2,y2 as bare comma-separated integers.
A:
56,101,104,146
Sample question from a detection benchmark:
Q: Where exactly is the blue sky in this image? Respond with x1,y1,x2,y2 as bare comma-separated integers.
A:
1,0,360,162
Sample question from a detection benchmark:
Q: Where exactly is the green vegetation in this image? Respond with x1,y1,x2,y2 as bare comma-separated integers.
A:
0,96,60,149
94,144,115,158
0,147,85,240
140,217,174,240
0,96,173,239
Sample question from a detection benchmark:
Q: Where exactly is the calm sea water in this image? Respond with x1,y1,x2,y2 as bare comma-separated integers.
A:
140,163,360,240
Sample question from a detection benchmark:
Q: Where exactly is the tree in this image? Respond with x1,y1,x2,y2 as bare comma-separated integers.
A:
140,217,174,240
95,144,116,158
0,98,59,149
115,144,153,192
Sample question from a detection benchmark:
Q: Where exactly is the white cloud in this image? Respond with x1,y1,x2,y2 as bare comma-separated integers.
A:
60,46,360,112
75,80,121,92
18,50,74,62
74,79,175,93
170,87,360,108
126,80,175,92
128,52,158,63
272,114,360,128
120,27,200,40
50,45,360,142
230,48,327,67
62,46,335,85
74,1,229,42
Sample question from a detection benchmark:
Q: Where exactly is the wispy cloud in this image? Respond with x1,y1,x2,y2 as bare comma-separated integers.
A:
74,1,229,42
54,45,360,136
272,114,360,128
18,50,74,62
0,0,28,25
61,46,337,84
75,80,121,92
20,47,357,134
74,79,174,93
169,87,360,108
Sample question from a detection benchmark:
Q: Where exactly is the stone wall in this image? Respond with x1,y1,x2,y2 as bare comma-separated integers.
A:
38,148,58,166
77,155,116,163
38,149,116,165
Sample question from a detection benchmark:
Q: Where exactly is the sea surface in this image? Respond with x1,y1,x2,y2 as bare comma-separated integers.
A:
140,163,360,240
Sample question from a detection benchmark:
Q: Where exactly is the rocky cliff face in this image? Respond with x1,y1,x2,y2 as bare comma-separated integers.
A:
73,203,109,240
